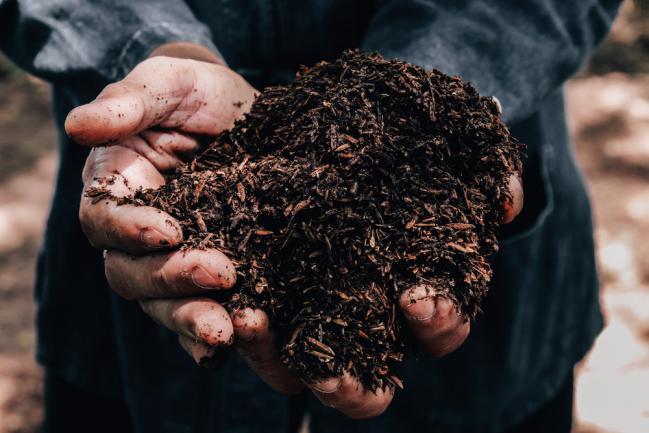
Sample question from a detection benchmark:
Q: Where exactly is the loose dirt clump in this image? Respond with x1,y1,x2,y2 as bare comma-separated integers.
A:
87,50,522,390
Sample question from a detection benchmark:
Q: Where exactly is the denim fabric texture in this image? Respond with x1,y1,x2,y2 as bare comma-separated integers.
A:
0,1,621,432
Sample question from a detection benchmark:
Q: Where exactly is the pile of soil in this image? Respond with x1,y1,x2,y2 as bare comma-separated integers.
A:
88,50,522,390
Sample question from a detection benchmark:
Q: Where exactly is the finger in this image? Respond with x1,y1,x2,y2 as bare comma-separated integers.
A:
307,372,394,419
123,130,201,172
502,174,524,224
65,58,197,145
399,285,470,357
80,145,183,253
232,308,304,395
140,297,233,347
105,248,236,300
81,142,166,191
138,129,200,171
65,57,255,146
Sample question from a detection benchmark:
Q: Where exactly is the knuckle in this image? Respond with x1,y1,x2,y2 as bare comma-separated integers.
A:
151,264,172,296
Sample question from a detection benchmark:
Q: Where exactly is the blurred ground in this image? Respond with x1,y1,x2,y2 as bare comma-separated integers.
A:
569,75,649,433
0,61,55,432
0,1,648,432
568,2,649,432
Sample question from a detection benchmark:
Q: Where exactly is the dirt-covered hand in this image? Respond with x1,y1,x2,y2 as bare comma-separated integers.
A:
298,174,523,419
398,174,523,356
68,53,295,378
69,49,524,419
397,95,522,358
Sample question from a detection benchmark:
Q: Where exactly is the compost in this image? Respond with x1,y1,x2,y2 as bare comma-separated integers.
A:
87,50,523,390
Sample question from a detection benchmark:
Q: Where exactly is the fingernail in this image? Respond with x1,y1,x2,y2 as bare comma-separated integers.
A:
140,227,172,248
191,266,220,289
403,297,435,321
309,377,342,394
401,286,437,321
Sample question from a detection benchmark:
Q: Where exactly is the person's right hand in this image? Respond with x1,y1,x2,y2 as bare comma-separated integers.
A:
69,50,303,395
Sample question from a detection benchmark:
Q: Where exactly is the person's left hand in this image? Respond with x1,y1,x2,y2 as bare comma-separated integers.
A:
299,174,523,418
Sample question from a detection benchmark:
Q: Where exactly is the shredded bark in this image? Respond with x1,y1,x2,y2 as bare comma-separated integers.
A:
86,50,523,390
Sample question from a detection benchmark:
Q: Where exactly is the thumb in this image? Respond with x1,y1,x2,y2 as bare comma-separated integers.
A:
64,57,198,146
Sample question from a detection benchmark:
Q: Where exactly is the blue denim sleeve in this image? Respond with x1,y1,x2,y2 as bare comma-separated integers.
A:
0,0,220,85
362,0,622,123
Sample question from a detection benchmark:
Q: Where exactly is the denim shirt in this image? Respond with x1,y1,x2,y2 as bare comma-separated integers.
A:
1,1,620,432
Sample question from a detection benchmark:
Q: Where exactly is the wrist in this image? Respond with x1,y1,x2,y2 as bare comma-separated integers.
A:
148,42,225,65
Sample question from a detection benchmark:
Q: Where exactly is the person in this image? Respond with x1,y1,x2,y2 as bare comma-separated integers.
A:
0,0,621,432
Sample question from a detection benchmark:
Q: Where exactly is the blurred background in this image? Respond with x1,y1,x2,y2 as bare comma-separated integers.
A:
0,1,648,432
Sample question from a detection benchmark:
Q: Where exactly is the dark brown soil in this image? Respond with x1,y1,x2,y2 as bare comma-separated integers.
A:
87,50,522,390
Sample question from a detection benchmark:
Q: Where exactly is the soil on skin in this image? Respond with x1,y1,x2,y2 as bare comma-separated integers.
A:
87,50,522,390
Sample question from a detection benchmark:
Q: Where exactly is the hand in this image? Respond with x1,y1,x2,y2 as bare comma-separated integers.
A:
69,43,524,419
397,174,523,355
69,45,302,395
298,175,523,419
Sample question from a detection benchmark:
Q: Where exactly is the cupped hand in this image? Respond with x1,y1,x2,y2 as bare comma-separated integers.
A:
69,48,524,419
397,174,523,356
299,174,523,419
71,52,301,393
